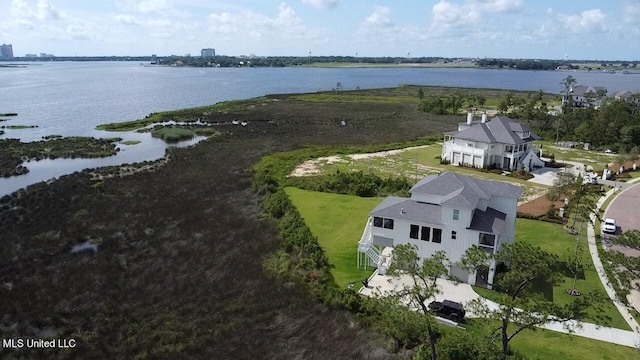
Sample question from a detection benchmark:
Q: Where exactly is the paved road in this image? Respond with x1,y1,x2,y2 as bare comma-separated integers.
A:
604,182,640,235
598,178,636,192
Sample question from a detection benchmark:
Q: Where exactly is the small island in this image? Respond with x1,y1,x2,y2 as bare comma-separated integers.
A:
0,136,121,177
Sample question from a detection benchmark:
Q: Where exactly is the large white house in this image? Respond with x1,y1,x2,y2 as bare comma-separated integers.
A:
441,113,544,172
561,85,607,110
357,172,522,288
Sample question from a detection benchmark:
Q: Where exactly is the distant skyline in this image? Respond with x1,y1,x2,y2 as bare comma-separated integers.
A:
1,0,639,60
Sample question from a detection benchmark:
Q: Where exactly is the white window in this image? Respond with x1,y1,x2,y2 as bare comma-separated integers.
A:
451,231,457,240
453,209,459,220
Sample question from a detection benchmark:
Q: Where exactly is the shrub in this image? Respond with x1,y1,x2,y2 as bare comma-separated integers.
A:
286,170,411,197
516,212,563,224
262,189,291,218
546,187,560,201
150,127,194,142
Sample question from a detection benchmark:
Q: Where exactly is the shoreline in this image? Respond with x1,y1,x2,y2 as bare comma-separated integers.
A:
2,84,637,359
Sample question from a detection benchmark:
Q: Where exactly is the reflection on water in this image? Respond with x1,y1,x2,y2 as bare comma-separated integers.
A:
0,133,208,198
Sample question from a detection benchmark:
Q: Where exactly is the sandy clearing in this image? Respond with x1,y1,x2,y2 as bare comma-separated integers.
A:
289,145,433,177
289,145,545,206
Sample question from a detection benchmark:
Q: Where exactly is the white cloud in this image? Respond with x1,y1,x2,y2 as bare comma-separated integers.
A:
126,0,173,13
557,9,607,33
429,0,523,33
469,0,523,13
431,1,480,29
363,5,393,28
208,3,326,42
622,0,640,24
357,5,424,44
520,8,609,46
11,0,62,20
66,23,92,40
36,0,61,19
301,0,339,11
115,14,138,25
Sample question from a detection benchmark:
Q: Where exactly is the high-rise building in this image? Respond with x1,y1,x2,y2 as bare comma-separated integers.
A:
201,48,215,58
0,44,14,60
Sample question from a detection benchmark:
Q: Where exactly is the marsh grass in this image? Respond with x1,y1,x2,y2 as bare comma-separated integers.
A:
151,127,194,142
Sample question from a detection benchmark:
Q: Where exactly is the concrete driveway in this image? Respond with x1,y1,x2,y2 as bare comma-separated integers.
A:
528,159,585,186
359,271,640,347
528,167,565,186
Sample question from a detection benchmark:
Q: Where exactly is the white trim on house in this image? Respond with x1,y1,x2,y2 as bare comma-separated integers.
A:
357,173,522,288
441,114,543,172
561,85,607,110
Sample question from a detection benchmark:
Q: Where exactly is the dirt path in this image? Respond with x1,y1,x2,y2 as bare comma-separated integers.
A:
289,145,437,176
290,145,545,205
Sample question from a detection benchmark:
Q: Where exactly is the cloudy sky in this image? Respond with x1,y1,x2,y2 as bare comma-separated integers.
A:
1,0,639,59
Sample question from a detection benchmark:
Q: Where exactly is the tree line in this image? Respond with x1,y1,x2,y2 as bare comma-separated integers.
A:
158,56,467,67
476,59,577,70
420,81,640,152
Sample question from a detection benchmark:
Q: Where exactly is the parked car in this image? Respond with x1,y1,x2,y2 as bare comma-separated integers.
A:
428,300,466,322
602,218,617,234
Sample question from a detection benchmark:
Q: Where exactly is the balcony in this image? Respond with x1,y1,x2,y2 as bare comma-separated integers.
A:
443,141,488,157
478,233,496,254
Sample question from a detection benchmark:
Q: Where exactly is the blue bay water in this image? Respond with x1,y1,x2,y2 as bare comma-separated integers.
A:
1,62,639,196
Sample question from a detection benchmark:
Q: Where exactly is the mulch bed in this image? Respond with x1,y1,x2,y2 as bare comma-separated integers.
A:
517,194,567,217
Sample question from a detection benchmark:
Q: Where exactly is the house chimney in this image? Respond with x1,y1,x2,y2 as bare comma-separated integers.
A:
467,110,473,125
400,208,405,214
481,111,488,123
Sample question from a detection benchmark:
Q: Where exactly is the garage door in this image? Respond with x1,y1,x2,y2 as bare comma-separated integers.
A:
463,154,472,166
473,155,483,168
450,265,470,283
453,152,461,165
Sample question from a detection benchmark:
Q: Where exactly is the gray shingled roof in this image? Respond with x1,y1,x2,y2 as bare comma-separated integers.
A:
468,207,507,234
409,173,522,210
445,116,538,145
615,90,634,99
560,85,607,96
370,196,443,225
445,123,496,143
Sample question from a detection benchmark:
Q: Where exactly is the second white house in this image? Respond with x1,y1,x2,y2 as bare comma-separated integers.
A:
441,112,544,172
358,172,522,288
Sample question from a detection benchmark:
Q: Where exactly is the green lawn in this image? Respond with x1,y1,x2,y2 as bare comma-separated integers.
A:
294,143,548,202
464,319,640,360
476,218,629,330
286,186,628,329
399,146,547,188
284,187,380,288
533,140,616,173
286,188,638,356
